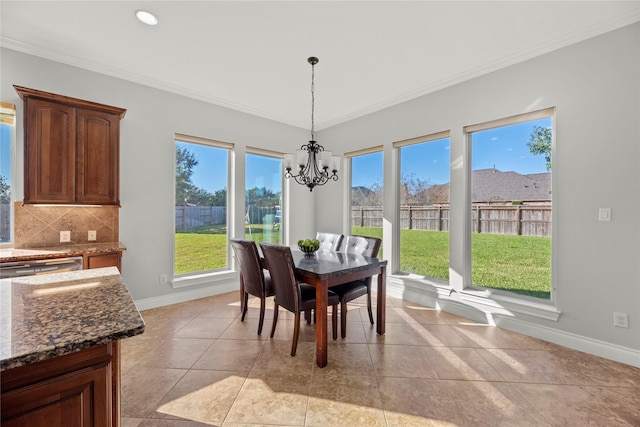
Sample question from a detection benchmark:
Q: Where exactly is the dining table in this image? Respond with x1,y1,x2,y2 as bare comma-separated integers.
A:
250,247,387,368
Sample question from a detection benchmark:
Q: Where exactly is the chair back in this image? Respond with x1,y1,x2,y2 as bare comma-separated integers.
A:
259,243,299,314
230,239,270,297
315,232,344,252
343,235,381,258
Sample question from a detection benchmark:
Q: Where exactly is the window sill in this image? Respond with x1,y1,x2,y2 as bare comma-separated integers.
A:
171,270,236,289
388,273,561,322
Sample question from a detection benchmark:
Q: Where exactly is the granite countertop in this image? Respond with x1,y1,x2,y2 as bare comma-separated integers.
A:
0,242,127,263
0,266,144,371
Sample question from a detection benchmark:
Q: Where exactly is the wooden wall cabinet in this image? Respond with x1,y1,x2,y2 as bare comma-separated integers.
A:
15,86,126,205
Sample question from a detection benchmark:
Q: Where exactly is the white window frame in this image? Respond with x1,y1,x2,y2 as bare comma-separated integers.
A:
171,133,236,288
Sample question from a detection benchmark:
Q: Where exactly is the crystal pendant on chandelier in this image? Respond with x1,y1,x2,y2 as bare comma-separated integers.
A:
284,57,340,192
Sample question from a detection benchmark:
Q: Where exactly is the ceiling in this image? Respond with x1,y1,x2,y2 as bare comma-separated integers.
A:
2,1,639,131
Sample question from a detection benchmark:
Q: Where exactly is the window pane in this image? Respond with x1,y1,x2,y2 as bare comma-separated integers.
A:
470,117,552,298
350,151,383,255
1,123,12,244
175,140,229,275
245,153,282,244
399,138,450,279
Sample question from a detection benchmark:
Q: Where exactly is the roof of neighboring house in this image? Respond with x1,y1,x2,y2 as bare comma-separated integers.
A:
472,169,551,202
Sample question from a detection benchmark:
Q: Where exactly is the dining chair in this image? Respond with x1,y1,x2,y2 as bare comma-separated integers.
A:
260,242,338,356
315,232,344,252
230,239,274,335
332,235,382,338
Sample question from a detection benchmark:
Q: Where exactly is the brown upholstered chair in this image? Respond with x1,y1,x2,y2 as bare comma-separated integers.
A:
230,239,274,335
260,242,338,356
315,232,344,252
332,235,382,338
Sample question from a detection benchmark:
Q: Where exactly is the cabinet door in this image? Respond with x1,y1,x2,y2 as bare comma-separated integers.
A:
76,108,120,205
1,364,111,427
24,99,76,203
86,252,121,272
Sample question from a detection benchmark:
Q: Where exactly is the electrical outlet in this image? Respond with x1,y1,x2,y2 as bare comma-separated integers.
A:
159,274,168,285
613,312,629,328
88,230,97,241
60,230,71,243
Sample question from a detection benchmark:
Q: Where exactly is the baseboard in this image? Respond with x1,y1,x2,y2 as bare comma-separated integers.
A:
134,280,239,311
387,280,640,368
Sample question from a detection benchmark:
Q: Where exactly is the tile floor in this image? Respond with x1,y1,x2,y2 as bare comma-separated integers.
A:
120,291,640,426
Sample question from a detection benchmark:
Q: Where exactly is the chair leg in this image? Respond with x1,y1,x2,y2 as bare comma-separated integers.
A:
340,300,348,339
366,289,374,325
291,313,301,356
257,296,266,335
240,292,249,322
332,304,338,340
270,304,279,338
305,309,311,324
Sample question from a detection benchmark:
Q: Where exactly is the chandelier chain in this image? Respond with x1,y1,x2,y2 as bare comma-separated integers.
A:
310,60,315,141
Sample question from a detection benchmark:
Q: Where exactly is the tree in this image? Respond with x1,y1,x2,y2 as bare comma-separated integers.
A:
400,173,431,206
527,126,552,171
175,145,220,205
0,175,10,204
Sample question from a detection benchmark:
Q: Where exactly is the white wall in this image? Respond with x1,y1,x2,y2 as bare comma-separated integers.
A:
0,48,315,302
318,23,640,363
2,22,638,365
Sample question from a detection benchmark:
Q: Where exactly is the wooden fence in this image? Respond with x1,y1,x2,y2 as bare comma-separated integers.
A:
175,206,226,230
175,205,279,231
0,204,9,243
352,205,551,237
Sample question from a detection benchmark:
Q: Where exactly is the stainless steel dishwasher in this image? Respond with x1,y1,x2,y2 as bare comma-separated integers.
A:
0,256,83,279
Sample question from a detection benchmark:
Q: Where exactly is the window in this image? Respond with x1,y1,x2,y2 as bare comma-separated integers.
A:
347,148,383,255
0,103,16,245
395,132,450,280
467,109,553,299
174,134,232,276
245,150,283,244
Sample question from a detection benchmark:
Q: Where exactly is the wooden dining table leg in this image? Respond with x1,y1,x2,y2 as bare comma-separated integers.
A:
376,264,386,335
314,278,329,368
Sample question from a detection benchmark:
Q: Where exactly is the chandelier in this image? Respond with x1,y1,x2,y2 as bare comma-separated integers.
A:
284,57,340,192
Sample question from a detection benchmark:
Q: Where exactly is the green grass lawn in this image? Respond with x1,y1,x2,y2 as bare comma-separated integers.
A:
177,224,550,299
175,223,281,275
353,226,550,299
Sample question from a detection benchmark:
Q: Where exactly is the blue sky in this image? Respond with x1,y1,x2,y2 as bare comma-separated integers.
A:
1,125,11,186
353,117,551,189
180,117,551,194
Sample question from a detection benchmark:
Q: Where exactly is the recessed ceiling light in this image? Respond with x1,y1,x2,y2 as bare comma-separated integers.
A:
136,10,158,26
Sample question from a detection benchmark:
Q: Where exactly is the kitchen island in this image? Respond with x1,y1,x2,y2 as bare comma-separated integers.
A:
0,267,144,427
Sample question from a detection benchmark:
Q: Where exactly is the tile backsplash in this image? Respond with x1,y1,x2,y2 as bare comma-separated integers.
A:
13,202,119,248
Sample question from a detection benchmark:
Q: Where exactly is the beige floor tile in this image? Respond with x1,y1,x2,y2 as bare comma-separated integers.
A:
306,374,386,427
120,291,640,426
512,383,640,426
311,342,374,376
380,377,549,426
121,366,187,418
139,315,193,337
150,369,246,424
224,371,311,425
366,322,472,347
120,418,143,427
174,316,235,339
453,324,557,349
192,338,266,372
251,340,316,373
138,337,214,369
478,348,639,386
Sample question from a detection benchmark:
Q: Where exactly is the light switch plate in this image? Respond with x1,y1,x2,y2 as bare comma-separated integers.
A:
88,230,97,241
